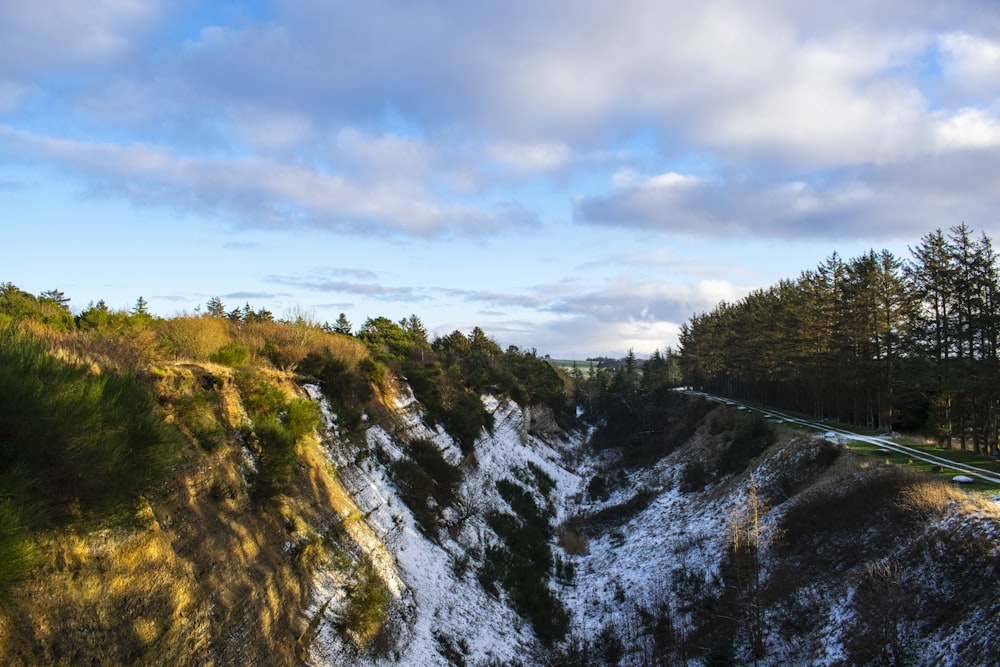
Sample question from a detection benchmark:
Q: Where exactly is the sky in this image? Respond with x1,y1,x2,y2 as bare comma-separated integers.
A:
3,0,1000,359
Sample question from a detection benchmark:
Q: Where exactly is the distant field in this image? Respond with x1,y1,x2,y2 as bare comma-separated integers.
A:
548,359,594,376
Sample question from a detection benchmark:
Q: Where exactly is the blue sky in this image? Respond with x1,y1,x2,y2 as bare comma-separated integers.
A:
3,0,1000,358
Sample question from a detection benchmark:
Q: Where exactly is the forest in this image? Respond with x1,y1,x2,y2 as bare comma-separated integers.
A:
676,225,1000,458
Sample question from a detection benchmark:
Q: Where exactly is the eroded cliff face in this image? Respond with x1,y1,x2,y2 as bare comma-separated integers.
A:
304,382,587,666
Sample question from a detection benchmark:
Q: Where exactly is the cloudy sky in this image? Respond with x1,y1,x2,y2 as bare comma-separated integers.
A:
3,0,1000,358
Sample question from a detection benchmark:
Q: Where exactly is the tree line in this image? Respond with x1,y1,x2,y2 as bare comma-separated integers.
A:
678,224,1000,458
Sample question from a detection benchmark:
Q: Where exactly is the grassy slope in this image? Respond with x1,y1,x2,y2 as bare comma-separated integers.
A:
0,317,401,665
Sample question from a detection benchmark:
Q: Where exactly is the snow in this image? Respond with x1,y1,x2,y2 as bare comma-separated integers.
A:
303,384,588,666
299,382,1000,666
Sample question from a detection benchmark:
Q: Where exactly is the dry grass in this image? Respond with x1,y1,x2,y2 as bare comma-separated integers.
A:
236,321,367,371
897,477,976,518
0,357,389,666
158,315,233,361
30,321,162,373
0,523,211,666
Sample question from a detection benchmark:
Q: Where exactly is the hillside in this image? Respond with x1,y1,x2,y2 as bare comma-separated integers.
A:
1,295,999,665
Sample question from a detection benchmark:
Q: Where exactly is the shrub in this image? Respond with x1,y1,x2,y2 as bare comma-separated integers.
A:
395,459,447,536
0,283,74,331
210,341,250,366
341,561,390,645
0,500,36,593
298,349,373,431
283,397,323,441
389,440,462,537
253,416,297,498
556,516,590,556
680,461,708,492
484,479,568,644
721,413,776,474
158,315,231,360
440,388,492,455
407,439,461,504
0,326,182,524
587,475,608,501
237,370,286,419
175,388,226,451
584,490,657,532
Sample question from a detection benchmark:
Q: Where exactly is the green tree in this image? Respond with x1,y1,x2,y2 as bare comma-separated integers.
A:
39,289,69,308
358,316,412,359
332,313,353,335
206,296,226,318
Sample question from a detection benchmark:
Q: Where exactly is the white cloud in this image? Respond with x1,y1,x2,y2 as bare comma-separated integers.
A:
333,128,436,183
939,32,1000,95
934,108,1000,150
486,141,572,174
0,125,535,238
5,0,1000,246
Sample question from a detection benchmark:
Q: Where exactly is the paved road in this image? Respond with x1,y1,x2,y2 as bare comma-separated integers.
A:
688,391,1000,486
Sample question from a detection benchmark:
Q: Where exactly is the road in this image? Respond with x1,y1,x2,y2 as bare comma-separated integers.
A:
688,391,1000,486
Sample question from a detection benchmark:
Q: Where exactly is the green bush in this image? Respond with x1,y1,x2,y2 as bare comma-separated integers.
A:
0,326,181,524
0,500,36,594
440,388,492,455
175,388,225,451
407,439,461,505
253,416,297,498
237,370,286,418
298,350,373,430
680,461,708,492
390,459,441,536
484,479,568,645
210,341,250,366
341,561,390,638
587,475,609,501
389,441,461,537
722,414,776,474
283,397,323,441
0,283,74,331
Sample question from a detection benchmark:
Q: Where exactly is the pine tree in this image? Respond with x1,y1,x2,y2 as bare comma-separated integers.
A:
39,289,69,308
333,313,353,335
206,296,226,318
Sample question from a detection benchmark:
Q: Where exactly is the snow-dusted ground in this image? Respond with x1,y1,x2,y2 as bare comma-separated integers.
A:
304,383,589,666
300,382,1000,666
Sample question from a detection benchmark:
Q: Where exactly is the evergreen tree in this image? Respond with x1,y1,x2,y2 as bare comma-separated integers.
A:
206,296,226,318
39,289,69,308
333,313,353,335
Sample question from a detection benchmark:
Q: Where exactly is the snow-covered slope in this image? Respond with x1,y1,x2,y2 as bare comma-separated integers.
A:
303,381,587,666
299,381,1000,667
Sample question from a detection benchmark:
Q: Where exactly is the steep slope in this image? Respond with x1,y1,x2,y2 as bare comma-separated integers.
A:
3,352,997,666
547,403,1000,666
303,380,587,665
0,363,405,665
